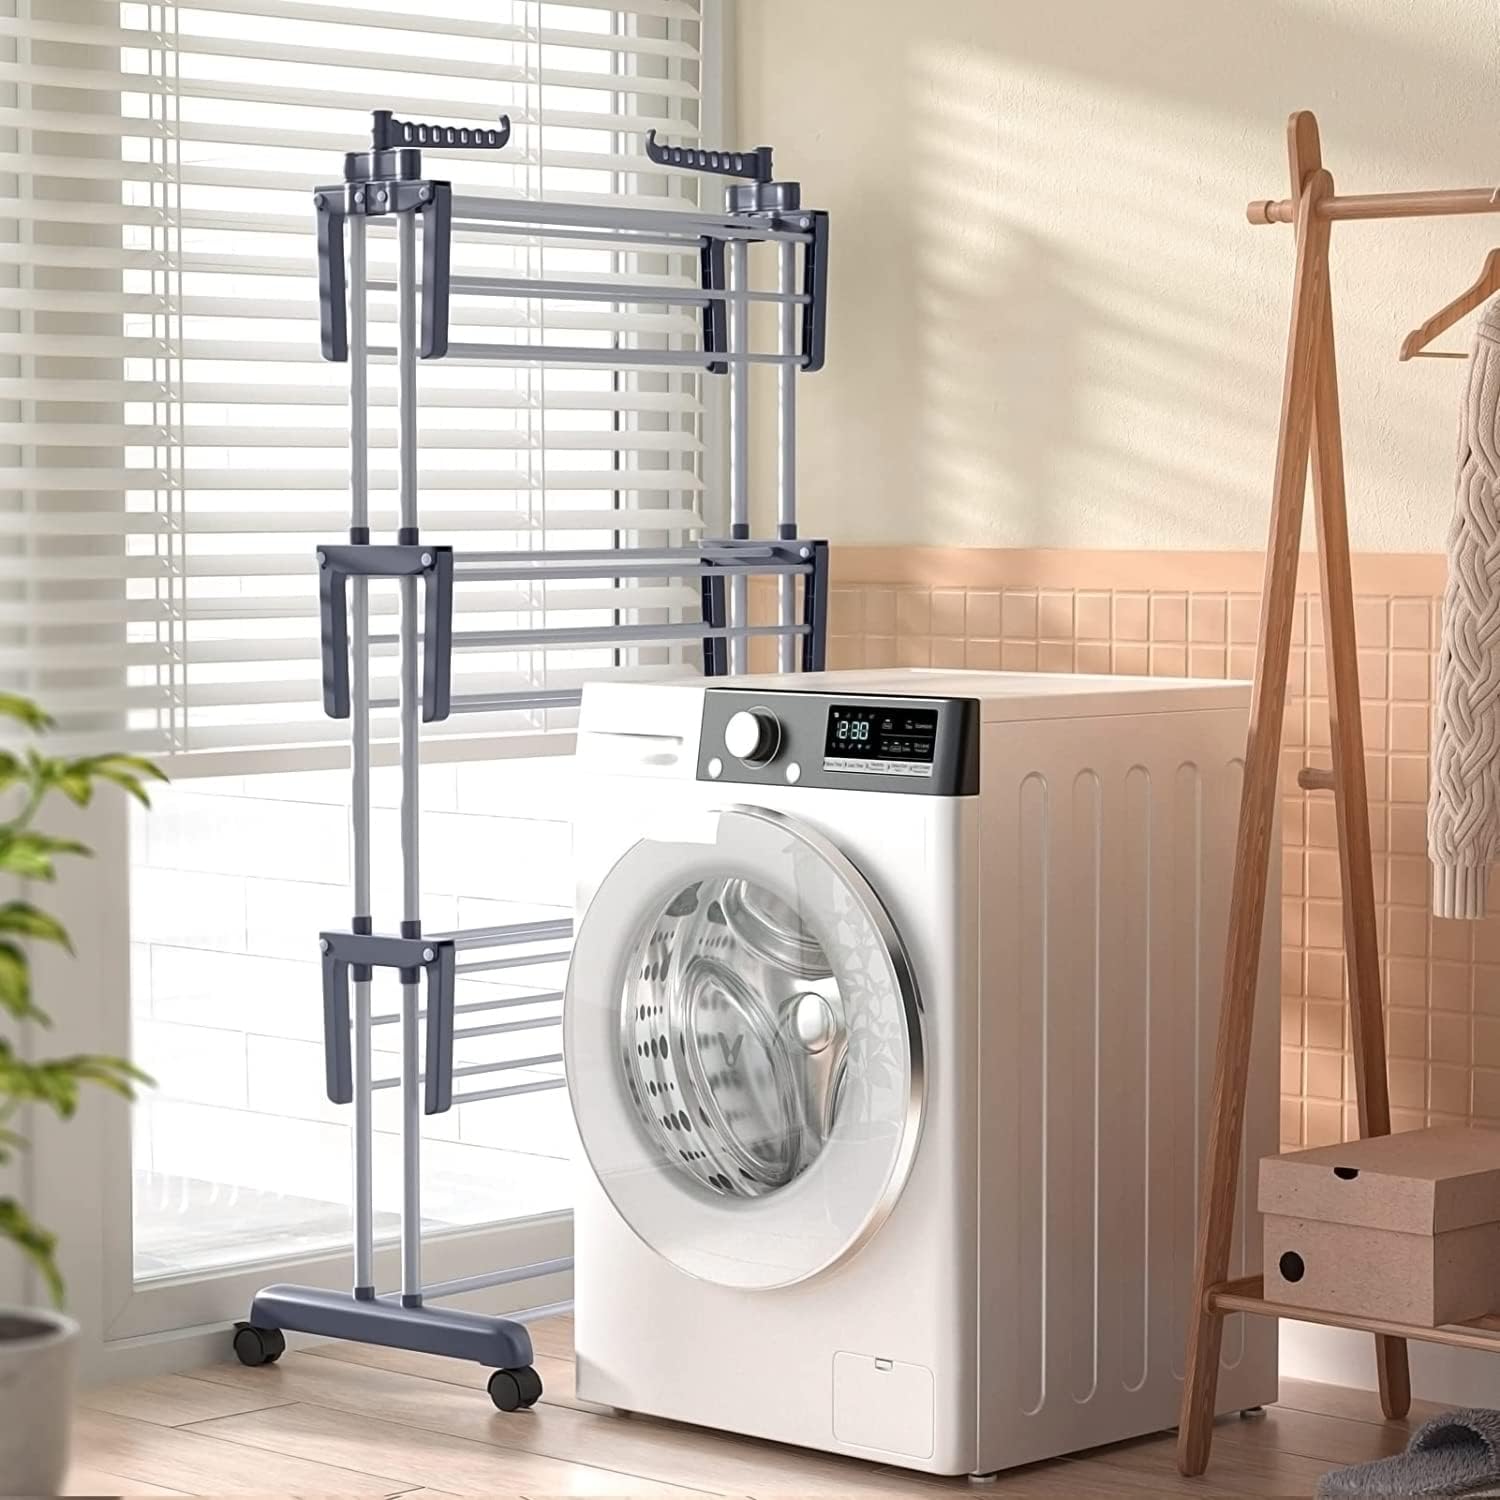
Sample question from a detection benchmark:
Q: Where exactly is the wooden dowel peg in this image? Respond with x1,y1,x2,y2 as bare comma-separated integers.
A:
1250,186,1500,226
1298,766,1336,791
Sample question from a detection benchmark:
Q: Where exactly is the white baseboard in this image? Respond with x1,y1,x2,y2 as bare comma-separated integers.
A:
1281,1318,1500,1409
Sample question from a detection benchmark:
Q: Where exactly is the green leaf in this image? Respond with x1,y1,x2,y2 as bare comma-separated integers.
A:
0,1049,151,1118
0,752,22,795
0,1124,24,1167
70,755,168,809
0,696,52,733
54,771,94,807
66,1053,153,1098
0,1198,63,1307
87,770,149,807
9,753,83,808
0,941,45,1025
0,831,92,881
0,902,72,953
0,1051,79,1118
79,754,167,784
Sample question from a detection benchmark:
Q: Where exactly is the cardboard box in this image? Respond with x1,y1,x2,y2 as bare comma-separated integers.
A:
1259,1125,1500,1327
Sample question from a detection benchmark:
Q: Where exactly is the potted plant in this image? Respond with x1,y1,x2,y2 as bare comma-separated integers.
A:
0,693,161,1494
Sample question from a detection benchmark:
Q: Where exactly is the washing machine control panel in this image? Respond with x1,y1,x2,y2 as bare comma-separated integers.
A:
699,691,979,795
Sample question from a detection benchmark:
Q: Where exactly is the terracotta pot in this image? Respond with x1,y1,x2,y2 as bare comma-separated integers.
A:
0,1307,79,1495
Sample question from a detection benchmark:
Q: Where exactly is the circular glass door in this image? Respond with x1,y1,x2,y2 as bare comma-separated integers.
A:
565,806,923,1290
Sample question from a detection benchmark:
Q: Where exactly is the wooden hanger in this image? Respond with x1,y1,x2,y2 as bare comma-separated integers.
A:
1400,247,1500,360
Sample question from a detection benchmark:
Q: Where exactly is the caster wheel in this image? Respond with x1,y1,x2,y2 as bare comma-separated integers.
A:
488,1365,543,1412
232,1323,285,1367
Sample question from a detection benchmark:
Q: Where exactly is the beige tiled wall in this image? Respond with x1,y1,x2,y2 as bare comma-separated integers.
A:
816,548,1500,1154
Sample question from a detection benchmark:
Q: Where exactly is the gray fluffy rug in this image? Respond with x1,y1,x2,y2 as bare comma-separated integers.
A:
1319,1410,1500,1497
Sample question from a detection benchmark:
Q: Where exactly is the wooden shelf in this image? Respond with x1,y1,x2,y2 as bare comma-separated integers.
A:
1210,1275,1500,1354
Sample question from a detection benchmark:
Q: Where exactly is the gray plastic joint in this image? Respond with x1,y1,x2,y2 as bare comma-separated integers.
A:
318,929,458,1114
317,544,454,723
354,1285,376,1302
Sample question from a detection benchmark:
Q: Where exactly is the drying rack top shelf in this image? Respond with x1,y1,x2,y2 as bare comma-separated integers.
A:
314,109,830,373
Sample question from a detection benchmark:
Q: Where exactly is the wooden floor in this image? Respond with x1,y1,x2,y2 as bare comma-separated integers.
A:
66,1317,1426,1497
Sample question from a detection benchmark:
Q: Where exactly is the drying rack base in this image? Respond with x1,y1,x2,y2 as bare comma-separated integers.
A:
244,1282,535,1368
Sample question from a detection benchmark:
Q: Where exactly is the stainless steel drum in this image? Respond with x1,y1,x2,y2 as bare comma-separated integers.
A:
619,876,850,1198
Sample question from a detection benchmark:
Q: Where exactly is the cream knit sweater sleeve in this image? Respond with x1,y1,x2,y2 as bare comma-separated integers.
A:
1429,299,1500,920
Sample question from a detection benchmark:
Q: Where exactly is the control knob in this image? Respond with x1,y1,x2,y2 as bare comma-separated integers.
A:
724,708,781,765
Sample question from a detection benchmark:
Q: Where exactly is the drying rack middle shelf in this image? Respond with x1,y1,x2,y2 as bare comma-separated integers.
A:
319,917,574,1118
317,536,830,723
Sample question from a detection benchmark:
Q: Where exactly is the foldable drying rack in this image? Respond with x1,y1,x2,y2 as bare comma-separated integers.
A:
232,110,831,1410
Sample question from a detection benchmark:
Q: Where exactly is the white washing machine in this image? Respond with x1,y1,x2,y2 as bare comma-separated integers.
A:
565,668,1277,1478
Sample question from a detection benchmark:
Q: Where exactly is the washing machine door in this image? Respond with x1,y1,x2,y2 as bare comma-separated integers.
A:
566,804,924,1290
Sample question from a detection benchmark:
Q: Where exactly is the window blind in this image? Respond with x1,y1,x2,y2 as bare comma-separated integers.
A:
1,0,711,773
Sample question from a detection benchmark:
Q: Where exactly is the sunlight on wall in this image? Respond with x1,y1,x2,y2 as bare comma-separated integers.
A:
736,0,1500,551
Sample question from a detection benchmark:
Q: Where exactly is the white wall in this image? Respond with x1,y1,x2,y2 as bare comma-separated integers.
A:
735,0,1500,552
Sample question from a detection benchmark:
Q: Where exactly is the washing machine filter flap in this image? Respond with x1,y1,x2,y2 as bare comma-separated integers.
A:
565,806,924,1290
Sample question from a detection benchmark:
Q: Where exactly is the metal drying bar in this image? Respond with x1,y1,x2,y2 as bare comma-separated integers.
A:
429,919,573,948
370,620,809,651
370,1053,562,1092
322,536,829,722
410,343,805,369
368,988,564,1026
434,274,812,307
241,106,832,1405
455,949,570,973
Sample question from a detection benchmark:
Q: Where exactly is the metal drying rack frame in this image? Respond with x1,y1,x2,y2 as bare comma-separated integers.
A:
231,109,831,1410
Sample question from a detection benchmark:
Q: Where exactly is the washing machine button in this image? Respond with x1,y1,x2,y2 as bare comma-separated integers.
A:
724,708,781,765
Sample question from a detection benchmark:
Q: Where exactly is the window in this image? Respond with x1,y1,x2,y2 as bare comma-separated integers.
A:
7,0,710,768
131,758,576,1280
2,1,713,1284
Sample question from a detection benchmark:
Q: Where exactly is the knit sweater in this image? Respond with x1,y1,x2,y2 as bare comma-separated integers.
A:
1429,299,1500,919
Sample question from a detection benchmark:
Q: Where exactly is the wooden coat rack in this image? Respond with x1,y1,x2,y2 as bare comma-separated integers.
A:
1178,109,1500,1477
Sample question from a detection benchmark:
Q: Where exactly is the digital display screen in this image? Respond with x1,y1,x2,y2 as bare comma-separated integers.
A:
824,705,939,774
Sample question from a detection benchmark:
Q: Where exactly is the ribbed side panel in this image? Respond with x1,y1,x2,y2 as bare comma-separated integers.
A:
1016,772,1048,1417
978,712,1276,1470
1067,770,1101,1407
1167,761,1204,1381
1118,764,1153,1395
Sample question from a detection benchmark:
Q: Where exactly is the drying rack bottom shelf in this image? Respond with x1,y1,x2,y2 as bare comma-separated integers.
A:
1210,1274,1500,1352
